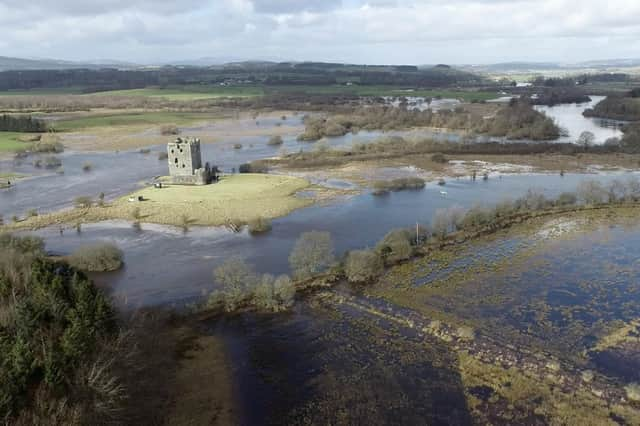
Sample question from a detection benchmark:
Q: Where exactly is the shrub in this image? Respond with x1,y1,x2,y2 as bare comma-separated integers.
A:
27,209,38,217
376,229,413,263
267,135,284,146
158,151,168,160
289,231,335,279
67,243,124,272
456,326,475,341
0,233,44,254
248,217,272,235
160,124,180,135
431,206,465,239
371,177,425,195
345,249,384,283
31,139,64,154
233,143,243,150
520,189,548,211
460,205,495,230
212,258,258,312
556,192,577,206
625,383,640,402
431,153,448,164
577,180,607,205
82,161,93,172
74,196,93,209
131,207,141,220
33,155,62,169
254,274,295,312
239,162,269,173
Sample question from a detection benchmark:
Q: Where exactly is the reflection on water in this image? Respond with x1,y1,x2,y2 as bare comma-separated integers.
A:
408,220,640,366
211,301,470,425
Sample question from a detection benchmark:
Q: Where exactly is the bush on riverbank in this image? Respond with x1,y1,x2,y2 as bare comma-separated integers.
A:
33,155,62,169
584,95,640,121
296,100,560,142
248,217,272,234
376,229,414,264
0,114,48,132
210,258,295,312
67,243,124,272
372,177,425,195
345,249,384,283
267,135,284,146
289,231,335,279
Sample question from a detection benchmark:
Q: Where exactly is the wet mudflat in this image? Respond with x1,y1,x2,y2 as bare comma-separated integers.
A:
201,211,640,424
208,300,472,425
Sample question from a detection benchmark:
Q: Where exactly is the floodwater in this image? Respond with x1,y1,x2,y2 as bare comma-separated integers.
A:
0,127,457,219
535,95,625,143
24,171,640,308
0,95,622,219
4,99,640,423
403,218,640,377
199,216,640,425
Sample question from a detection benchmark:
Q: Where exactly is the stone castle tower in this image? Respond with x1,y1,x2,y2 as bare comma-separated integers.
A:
167,137,212,185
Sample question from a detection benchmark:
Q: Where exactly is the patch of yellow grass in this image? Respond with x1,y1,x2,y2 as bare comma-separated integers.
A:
111,174,310,226
8,174,311,229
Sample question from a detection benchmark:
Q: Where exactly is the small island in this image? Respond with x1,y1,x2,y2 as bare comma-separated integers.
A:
5,137,314,230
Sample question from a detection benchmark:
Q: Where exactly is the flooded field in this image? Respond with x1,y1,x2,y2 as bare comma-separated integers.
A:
20,171,640,307
1,94,621,219
200,212,640,424
3,97,640,423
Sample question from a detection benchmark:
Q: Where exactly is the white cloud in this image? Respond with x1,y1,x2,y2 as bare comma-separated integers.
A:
0,0,638,64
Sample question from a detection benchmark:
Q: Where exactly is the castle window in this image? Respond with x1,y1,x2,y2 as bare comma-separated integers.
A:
171,149,174,154
174,158,178,164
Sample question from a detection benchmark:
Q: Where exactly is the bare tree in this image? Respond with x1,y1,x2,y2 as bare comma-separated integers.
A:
289,231,335,279
577,131,595,149
213,258,257,312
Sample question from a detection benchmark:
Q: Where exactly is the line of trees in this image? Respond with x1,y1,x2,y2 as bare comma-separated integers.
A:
0,114,48,132
209,177,640,298
297,100,560,142
583,94,640,121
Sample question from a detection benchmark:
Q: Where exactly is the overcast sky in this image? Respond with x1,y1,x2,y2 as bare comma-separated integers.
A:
1,0,639,65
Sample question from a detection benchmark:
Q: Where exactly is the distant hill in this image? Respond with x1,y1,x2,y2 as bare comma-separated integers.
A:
460,59,640,76
0,56,138,71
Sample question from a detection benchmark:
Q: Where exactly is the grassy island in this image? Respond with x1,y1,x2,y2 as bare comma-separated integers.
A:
6,174,312,230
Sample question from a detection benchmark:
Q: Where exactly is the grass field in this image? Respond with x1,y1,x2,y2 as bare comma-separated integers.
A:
1,84,499,103
7,174,312,229
90,84,499,102
265,85,500,101
0,87,85,96
92,86,265,100
0,132,27,152
116,174,311,226
52,111,218,131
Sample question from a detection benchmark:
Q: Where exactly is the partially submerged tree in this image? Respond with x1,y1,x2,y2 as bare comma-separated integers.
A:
376,229,413,263
67,243,124,272
213,258,258,312
289,231,335,279
345,249,384,283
